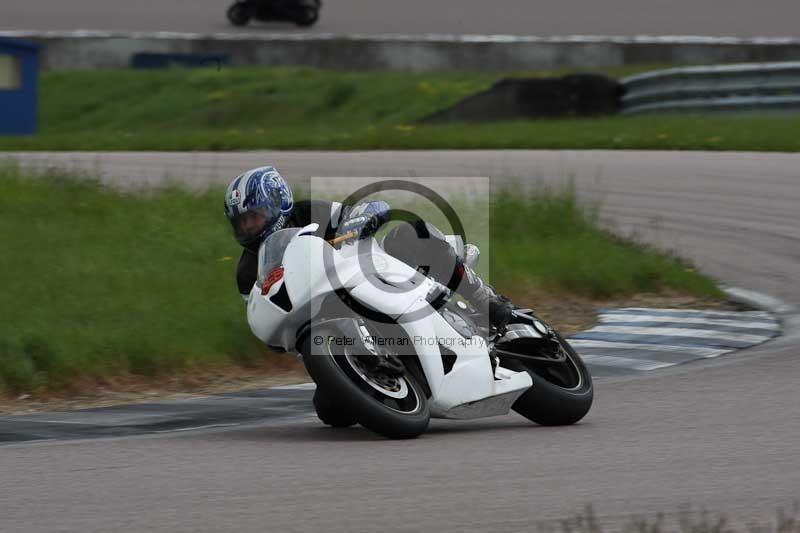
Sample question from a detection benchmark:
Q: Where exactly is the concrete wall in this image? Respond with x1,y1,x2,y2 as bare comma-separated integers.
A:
2,31,800,71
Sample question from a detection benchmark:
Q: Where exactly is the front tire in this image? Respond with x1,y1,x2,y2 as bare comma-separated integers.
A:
300,325,430,439
505,332,593,426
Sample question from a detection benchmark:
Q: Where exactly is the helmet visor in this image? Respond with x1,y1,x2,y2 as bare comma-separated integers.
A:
230,203,282,246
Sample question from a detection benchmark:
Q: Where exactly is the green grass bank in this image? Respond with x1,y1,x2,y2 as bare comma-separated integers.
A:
1,66,798,152
0,168,721,394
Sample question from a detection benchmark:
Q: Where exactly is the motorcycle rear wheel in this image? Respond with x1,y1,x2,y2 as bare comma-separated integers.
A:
300,326,430,439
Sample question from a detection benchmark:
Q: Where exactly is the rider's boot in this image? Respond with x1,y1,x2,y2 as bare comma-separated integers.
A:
455,260,514,332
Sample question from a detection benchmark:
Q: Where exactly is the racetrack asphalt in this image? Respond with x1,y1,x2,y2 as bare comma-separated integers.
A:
3,0,800,38
2,150,800,531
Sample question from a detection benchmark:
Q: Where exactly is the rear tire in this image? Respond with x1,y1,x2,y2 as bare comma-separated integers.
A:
227,2,251,26
300,325,429,439
507,332,594,426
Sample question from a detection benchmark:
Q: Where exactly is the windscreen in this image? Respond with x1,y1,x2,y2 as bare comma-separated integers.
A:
256,228,303,288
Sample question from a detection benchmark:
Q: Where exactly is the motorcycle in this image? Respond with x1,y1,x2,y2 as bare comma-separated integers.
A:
226,0,321,27
246,223,593,439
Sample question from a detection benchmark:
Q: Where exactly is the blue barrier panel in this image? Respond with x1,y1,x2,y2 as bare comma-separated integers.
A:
0,37,40,135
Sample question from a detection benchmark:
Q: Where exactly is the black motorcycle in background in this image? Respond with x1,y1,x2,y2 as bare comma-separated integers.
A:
227,0,321,27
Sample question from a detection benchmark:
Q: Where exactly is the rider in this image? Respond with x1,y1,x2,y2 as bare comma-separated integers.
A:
223,165,514,330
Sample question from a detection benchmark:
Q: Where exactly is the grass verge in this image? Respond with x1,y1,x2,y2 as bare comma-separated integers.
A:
492,185,721,299
1,66,799,151
0,167,722,396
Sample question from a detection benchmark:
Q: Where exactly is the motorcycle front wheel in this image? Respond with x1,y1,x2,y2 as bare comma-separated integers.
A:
502,331,594,426
300,326,430,439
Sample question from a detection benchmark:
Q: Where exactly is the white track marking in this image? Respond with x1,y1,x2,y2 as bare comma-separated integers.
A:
155,423,241,433
271,383,316,390
599,313,779,330
587,326,771,344
577,354,673,371
568,339,730,358
2,31,799,47
611,308,773,319
723,286,797,315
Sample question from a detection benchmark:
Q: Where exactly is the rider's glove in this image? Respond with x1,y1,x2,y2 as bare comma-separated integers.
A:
336,201,391,240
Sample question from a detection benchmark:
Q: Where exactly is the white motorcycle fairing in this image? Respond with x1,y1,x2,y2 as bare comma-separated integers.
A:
247,224,533,420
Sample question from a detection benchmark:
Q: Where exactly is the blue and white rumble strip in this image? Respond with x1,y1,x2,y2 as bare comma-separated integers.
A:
569,308,780,375
0,307,782,442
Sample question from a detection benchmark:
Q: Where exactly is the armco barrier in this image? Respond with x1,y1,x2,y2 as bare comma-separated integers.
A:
2,31,800,72
622,61,800,114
